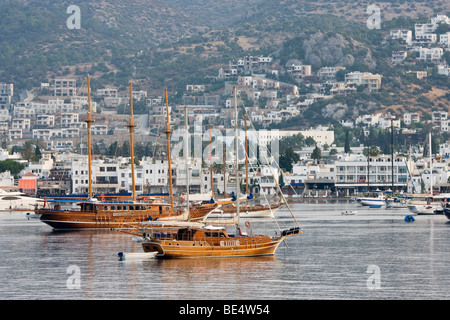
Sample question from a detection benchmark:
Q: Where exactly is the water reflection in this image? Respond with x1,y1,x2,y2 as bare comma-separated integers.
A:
2,205,450,300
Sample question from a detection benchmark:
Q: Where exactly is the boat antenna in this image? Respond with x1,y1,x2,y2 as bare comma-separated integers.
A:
127,81,137,202
85,75,95,200
164,88,174,212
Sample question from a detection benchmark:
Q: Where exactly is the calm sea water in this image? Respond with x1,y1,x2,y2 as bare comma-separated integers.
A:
1,201,450,301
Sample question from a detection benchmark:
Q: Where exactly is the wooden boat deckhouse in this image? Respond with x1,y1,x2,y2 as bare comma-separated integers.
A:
37,79,216,229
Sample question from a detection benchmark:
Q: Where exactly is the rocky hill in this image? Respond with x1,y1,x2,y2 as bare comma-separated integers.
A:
0,0,449,123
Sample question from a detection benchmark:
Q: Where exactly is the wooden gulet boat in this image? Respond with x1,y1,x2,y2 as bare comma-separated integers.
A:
38,80,215,230
136,86,302,258
139,221,300,258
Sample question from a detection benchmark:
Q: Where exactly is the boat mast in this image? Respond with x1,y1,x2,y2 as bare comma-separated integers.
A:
164,89,174,212
184,106,190,217
245,114,249,206
391,118,394,193
85,75,94,199
127,82,137,202
223,143,226,198
429,132,433,195
367,129,370,192
234,85,240,230
209,124,213,197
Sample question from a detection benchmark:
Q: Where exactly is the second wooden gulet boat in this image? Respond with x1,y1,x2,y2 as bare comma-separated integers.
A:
37,79,215,229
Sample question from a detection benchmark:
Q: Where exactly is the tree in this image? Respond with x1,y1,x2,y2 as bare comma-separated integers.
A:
336,69,347,82
364,145,380,157
344,130,351,153
21,141,34,162
33,145,42,162
279,133,305,153
304,136,316,147
279,147,299,172
311,145,322,161
0,159,25,176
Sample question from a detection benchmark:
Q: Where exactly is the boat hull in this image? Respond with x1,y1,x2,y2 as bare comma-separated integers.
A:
358,199,386,207
407,204,442,215
444,208,450,220
142,238,283,259
38,208,191,230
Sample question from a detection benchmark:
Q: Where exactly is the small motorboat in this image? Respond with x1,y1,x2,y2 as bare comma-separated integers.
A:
118,251,157,261
341,210,358,215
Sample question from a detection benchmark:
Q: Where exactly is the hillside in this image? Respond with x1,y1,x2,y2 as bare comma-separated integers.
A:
0,0,449,124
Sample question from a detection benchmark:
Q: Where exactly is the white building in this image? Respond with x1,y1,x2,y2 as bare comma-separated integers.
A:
318,66,346,80
432,111,448,132
92,125,108,135
141,156,170,193
415,23,437,37
355,113,400,129
437,65,450,76
0,83,13,109
334,154,409,196
403,112,420,125
417,47,443,63
344,72,382,91
60,113,79,127
8,129,22,140
431,15,450,25
390,29,413,45
439,32,450,47
36,115,55,127
11,119,31,131
392,51,407,64
257,126,335,147
54,79,76,97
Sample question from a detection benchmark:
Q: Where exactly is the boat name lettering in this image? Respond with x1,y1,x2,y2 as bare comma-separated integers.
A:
112,212,133,217
220,240,240,246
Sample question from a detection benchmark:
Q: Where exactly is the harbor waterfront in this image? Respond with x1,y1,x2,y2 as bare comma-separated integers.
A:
1,200,450,300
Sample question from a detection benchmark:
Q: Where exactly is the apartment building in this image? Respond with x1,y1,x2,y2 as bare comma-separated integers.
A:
334,154,409,196
96,88,118,98
60,113,79,127
390,29,413,45
318,66,346,81
439,32,450,47
287,64,312,77
418,47,444,63
11,119,31,131
36,115,55,127
391,51,407,64
432,111,448,132
54,79,77,97
92,125,108,135
186,85,205,93
257,126,335,147
8,129,22,140
0,83,13,109
414,23,437,37
403,112,420,125
345,72,382,91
